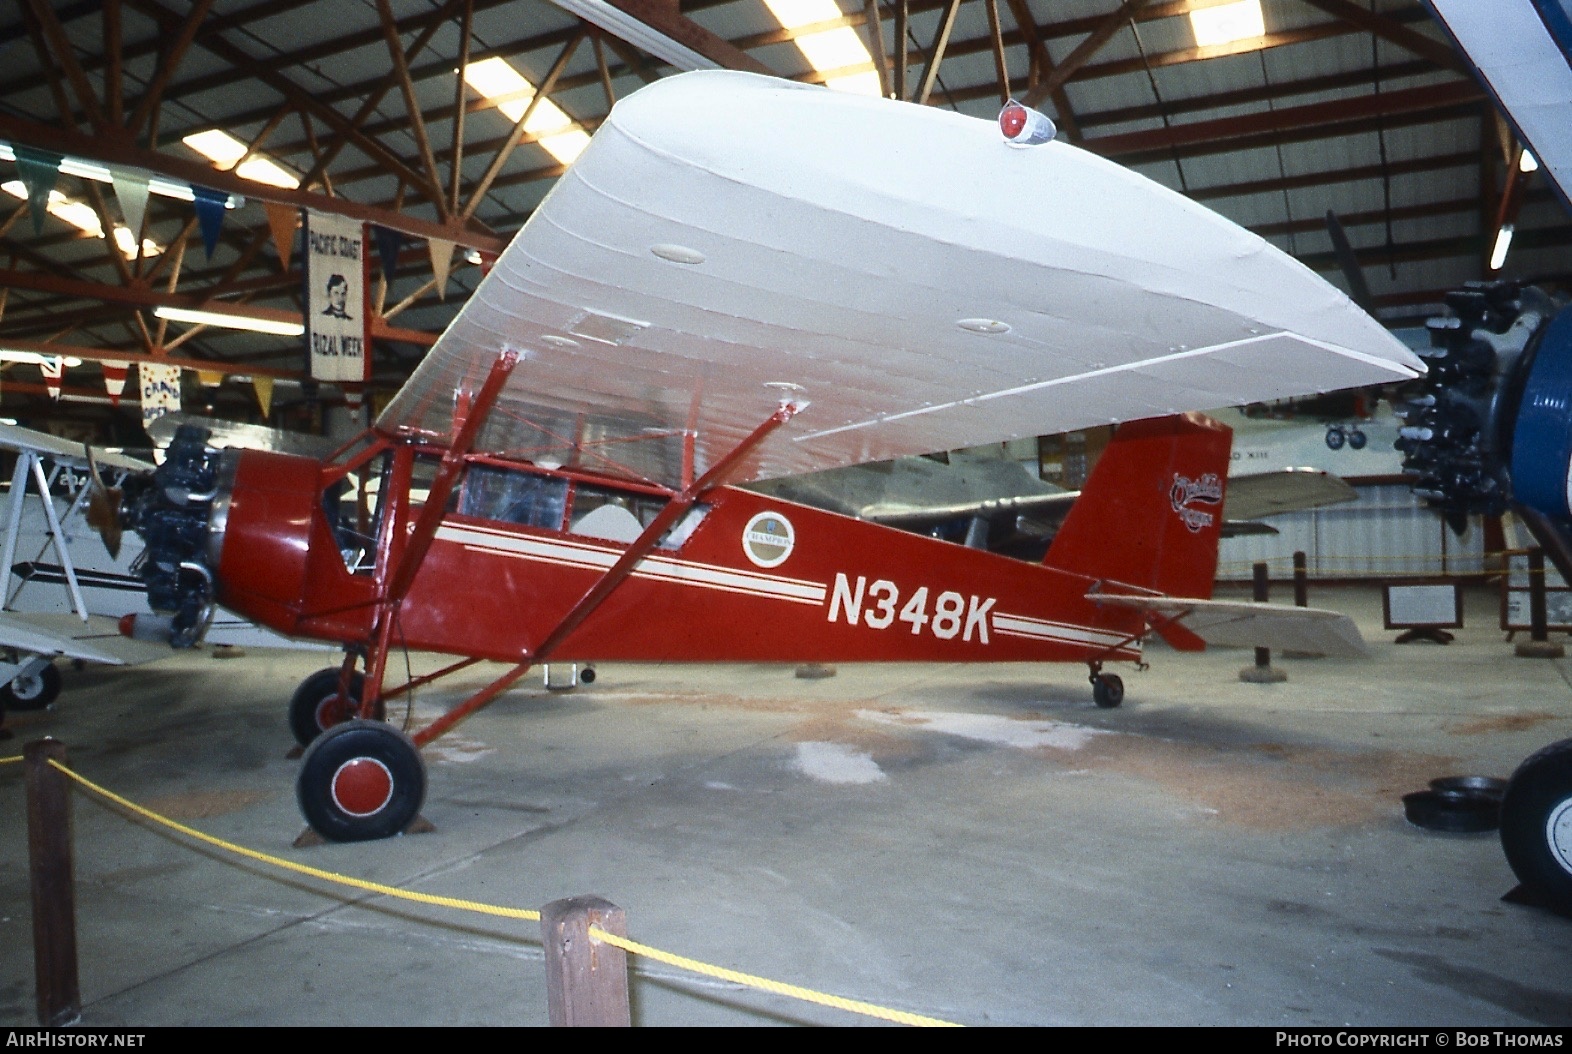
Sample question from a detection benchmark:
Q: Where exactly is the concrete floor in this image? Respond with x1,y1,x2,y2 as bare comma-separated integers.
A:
1,583,1570,1027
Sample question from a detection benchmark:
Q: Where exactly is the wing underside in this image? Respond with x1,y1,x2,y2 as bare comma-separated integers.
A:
380,72,1424,490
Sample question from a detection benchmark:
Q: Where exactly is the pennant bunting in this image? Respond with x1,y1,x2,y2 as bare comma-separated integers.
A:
39,356,62,400
109,169,152,240
264,201,299,267
139,362,182,436
478,251,498,276
428,237,454,300
252,375,274,418
14,146,63,236
343,384,363,413
196,370,224,388
101,360,130,406
372,225,403,283
192,186,229,259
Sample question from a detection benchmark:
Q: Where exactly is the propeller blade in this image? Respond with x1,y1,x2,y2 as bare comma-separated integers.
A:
82,443,124,560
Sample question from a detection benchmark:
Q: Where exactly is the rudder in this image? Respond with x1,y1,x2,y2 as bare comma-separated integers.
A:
1044,412,1232,599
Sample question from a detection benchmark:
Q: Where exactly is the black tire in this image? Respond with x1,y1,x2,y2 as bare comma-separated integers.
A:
1500,738,1572,908
288,668,366,748
296,720,426,842
579,666,596,685
1325,427,1346,451
2,663,62,711
1092,673,1124,709
1348,429,1368,450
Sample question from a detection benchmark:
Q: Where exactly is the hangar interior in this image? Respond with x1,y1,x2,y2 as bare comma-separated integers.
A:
2,0,1572,1029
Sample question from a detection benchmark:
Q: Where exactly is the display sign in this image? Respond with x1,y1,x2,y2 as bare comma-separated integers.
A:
304,211,368,384
138,362,181,436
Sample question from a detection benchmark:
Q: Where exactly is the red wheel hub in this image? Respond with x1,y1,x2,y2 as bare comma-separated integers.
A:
330,757,394,817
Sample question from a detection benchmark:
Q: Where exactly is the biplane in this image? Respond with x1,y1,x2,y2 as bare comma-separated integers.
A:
115,71,1423,842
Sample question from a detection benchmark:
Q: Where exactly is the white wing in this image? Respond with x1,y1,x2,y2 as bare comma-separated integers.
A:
381,71,1423,489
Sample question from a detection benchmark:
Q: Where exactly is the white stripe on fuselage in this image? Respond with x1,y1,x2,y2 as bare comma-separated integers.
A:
435,519,1137,652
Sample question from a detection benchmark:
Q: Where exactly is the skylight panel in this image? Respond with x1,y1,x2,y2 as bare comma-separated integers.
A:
1189,0,1265,48
182,129,301,190
464,57,590,165
762,0,881,96
2,181,161,258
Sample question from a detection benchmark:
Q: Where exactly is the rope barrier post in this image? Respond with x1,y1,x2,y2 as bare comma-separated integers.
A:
1293,550,1309,608
1240,561,1287,682
541,896,631,1027
25,739,80,1026
1516,547,1565,658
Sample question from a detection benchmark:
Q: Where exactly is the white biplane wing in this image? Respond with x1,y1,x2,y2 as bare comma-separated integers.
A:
380,70,1424,488
1090,593,1370,659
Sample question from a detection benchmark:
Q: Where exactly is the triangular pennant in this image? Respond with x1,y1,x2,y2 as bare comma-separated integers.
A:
373,225,403,283
252,375,274,418
343,384,363,412
264,202,299,267
14,146,63,236
0,287,8,325
109,169,151,241
478,251,497,277
196,370,224,388
39,356,62,400
101,360,130,406
428,237,455,300
192,186,229,259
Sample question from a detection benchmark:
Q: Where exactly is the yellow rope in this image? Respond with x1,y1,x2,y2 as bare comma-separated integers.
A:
48,759,540,922
0,755,23,764
48,759,959,1027
589,927,960,1028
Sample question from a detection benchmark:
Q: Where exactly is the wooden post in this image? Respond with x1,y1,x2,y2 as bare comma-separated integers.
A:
1293,550,1309,608
1529,548,1550,643
1253,562,1271,669
26,738,80,1026
1240,561,1287,682
541,896,631,1027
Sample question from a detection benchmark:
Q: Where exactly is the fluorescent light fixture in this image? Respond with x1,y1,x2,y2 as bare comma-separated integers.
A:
0,143,244,208
153,305,305,337
182,129,301,190
464,57,591,165
1189,0,1265,48
1,180,162,258
762,0,881,96
1490,224,1514,271
1520,150,1540,173
0,350,83,367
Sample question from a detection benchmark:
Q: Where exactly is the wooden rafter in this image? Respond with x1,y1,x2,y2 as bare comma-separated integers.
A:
377,0,450,221
22,0,105,131
127,0,217,137
1022,0,1154,109
914,0,961,105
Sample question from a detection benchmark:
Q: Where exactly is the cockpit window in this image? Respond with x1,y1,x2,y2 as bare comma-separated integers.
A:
458,464,569,529
323,452,389,574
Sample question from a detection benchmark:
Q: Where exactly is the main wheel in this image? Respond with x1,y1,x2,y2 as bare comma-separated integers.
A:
1092,673,1124,708
1499,738,1572,909
1324,426,1346,450
289,668,366,747
296,720,426,842
1348,428,1368,450
2,663,62,711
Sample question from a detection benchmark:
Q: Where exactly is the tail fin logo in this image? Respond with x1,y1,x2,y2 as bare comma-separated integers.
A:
1170,472,1223,533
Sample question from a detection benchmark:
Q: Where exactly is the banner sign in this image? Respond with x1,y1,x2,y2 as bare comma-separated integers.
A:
139,362,182,435
304,211,368,384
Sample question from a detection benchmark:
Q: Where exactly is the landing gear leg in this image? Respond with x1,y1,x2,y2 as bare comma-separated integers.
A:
1089,664,1124,709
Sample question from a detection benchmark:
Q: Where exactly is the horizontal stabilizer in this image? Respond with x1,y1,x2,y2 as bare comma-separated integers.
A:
1087,594,1369,659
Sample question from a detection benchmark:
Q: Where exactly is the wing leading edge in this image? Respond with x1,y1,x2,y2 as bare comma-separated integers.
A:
380,71,1424,489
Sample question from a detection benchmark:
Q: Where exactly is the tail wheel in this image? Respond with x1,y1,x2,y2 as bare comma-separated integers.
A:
288,667,366,747
296,720,426,842
1092,673,1124,709
1500,738,1572,910
2,663,62,711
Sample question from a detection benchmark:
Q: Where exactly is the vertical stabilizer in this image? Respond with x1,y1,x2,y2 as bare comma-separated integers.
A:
1045,413,1232,599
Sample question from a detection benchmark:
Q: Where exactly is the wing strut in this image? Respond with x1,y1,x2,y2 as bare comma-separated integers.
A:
1,451,89,621
407,399,806,748
358,350,521,718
